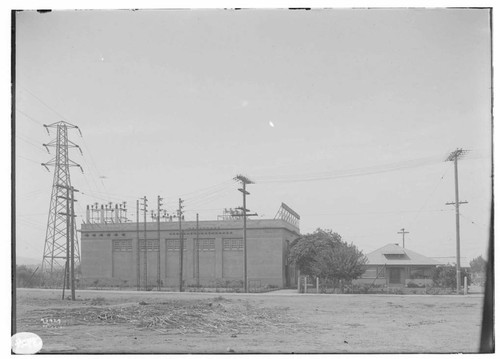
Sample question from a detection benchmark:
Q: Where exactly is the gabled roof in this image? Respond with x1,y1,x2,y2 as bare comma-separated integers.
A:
365,243,440,266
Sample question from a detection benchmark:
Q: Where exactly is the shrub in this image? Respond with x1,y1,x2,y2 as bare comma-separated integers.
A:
407,281,421,288
432,265,471,289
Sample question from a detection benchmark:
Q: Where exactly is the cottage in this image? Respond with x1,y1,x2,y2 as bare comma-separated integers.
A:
356,243,439,287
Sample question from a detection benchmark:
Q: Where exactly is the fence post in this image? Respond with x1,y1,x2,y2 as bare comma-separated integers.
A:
304,276,307,294
464,276,468,295
297,275,301,293
316,277,319,293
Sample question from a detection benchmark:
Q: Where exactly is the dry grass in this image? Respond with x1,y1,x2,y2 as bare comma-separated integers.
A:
15,289,484,353
19,296,298,336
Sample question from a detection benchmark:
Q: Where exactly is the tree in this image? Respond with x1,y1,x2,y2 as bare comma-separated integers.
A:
469,255,487,285
470,255,486,274
289,228,367,290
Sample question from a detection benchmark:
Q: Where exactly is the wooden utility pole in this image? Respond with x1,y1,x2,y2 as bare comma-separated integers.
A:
178,198,184,292
70,186,77,301
196,213,200,287
397,228,409,248
65,188,70,290
56,184,77,300
142,196,148,290
234,175,258,293
445,149,468,295
136,200,140,291
157,196,163,291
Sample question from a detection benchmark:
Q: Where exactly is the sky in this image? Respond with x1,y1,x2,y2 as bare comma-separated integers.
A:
14,8,492,264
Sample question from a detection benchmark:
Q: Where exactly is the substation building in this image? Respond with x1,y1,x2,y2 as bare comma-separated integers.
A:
80,203,301,289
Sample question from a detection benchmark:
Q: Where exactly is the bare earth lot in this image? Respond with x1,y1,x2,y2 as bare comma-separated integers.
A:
15,288,483,354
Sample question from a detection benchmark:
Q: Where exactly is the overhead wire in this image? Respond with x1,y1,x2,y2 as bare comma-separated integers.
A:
16,108,43,126
19,87,118,209
300,208,454,217
18,86,71,124
16,134,47,154
253,155,445,184
17,154,41,165
407,166,451,228
181,180,234,201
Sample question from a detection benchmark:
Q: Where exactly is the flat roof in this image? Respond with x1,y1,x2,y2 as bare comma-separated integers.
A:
81,218,300,235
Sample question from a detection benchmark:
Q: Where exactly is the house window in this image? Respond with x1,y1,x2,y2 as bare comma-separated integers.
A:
410,267,431,279
362,269,377,278
384,253,406,259
362,267,384,278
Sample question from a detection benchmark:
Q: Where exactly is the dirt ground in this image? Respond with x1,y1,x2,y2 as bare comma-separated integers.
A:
14,288,484,354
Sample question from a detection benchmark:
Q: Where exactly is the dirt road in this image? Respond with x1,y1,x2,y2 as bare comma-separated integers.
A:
14,288,484,354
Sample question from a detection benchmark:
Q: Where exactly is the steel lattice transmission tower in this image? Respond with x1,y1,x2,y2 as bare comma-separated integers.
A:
41,121,83,277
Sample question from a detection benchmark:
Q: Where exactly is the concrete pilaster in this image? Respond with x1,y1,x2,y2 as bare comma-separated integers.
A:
185,237,194,282
215,237,223,279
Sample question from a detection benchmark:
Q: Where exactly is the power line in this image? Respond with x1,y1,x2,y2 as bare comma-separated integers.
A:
19,86,71,123
16,134,46,154
300,208,453,217
179,180,234,199
253,155,444,184
17,154,41,165
408,167,450,228
16,109,43,126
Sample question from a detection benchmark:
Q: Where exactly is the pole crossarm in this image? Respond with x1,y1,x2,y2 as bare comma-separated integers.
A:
445,148,468,162
446,201,469,206
44,121,82,134
234,174,254,185
43,158,83,173
43,139,83,154
397,228,409,248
